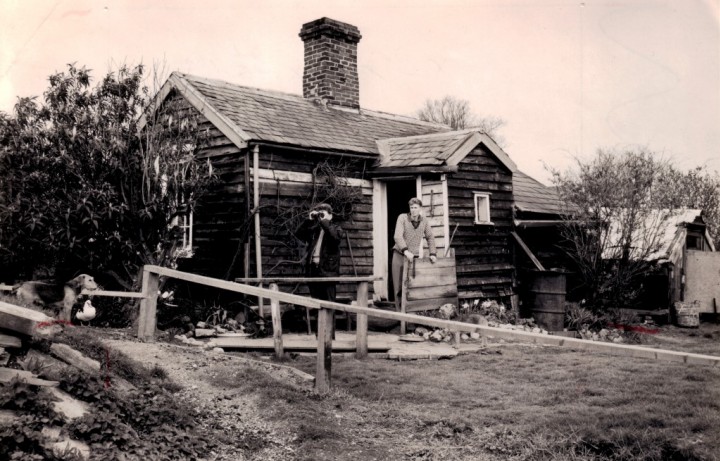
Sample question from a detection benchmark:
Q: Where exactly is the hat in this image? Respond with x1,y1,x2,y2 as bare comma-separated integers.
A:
314,203,333,213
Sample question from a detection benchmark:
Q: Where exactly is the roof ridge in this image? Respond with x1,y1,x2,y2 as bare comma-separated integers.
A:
175,72,449,129
381,128,479,144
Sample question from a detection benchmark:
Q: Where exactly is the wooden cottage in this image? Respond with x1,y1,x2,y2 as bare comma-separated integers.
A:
142,17,543,305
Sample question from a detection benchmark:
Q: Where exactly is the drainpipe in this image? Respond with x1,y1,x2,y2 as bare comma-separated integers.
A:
253,144,264,316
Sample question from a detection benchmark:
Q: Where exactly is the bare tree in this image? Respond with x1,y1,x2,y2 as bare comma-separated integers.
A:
550,149,679,311
416,95,505,143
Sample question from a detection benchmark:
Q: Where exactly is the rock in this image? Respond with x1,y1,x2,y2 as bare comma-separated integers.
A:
194,328,217,338
438,304,458,319
196,321,207,329
531,327,541,333
470,332,481,340
599,329,609,338
429,330,444,342
414,327,430,336
214,326,228,334
461,333,470,340
422,332,430,340
612,337,624,343
212,347,225,353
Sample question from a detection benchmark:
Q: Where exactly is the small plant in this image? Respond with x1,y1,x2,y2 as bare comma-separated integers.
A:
565,302,602,331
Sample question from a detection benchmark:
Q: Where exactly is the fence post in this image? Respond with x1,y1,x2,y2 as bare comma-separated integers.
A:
269,283,283,358
315,308,332,394
138,268,159,341
355,281,368,359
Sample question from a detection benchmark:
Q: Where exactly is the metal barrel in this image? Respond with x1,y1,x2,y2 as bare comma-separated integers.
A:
527,271,567,331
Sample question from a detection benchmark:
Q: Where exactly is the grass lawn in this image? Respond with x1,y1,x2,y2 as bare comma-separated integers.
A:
218,343,720,461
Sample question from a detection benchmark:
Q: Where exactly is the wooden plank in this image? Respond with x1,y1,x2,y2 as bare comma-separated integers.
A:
49,343,136,393
356,282,368,359
315,308,333,394
235,276,379,283
407,272,457,289
0,332,22,348
212,337,390,352
138,270,160,341
81,289,146,299
405,297,458,312
147,265,720,366
406,284,458,301
0,301,58,337
269,283,283,358
0,368,58,387
511,231,546,271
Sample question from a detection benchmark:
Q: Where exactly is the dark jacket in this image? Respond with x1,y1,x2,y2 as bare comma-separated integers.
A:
296,218,345,276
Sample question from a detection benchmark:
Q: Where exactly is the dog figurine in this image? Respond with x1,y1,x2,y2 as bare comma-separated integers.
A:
15,274,99,321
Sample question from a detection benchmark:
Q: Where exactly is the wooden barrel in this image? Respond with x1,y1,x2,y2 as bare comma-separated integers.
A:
526,271,567,331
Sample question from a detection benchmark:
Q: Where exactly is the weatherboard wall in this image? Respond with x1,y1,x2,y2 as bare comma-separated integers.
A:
446,144,515,299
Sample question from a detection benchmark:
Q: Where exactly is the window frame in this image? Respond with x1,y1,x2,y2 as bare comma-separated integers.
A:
473,192,493,225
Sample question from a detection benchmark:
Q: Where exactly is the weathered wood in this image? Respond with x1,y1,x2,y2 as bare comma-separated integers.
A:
315,308,333,394
138,269,160,341
0,301,59,337
81,289,146,299
0,368,58,387
405,297,458,312
270,283,283,358
406,284,458,301
235,276,378,283
49,343,136,393
0,332,22,348
400,260,408,334
355,282,368,359
511,231,546,271
213,336,390,352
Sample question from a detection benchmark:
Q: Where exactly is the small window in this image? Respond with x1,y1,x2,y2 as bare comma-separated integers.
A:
686,234,702,250
170,206,194,258
473,192,492,224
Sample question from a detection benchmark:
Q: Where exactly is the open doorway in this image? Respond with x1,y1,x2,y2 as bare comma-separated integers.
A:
385,179,417,302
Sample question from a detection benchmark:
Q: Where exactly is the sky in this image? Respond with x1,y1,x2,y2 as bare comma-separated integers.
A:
1,0,718,184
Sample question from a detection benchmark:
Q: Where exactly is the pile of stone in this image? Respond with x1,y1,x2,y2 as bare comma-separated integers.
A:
578,327,626,343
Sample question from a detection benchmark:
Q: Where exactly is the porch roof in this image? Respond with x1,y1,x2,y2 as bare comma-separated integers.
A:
374,129,516,172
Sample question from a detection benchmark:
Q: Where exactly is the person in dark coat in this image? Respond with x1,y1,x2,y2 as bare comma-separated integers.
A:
296,203,345,303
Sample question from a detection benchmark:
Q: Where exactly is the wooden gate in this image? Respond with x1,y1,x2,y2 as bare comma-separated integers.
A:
684,249,720,313
400,255,458,332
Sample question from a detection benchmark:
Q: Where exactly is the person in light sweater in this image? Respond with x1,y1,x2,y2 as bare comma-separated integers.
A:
392,197,437,308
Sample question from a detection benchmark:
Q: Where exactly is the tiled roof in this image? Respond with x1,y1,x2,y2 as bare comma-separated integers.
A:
376,130,471,167
375,129,517,174
175,73,447,155
513,171,564,215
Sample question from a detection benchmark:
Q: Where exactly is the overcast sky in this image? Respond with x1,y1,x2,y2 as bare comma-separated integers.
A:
1,0,718,184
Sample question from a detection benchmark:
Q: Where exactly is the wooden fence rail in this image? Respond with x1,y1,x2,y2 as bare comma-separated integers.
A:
7,268,720,394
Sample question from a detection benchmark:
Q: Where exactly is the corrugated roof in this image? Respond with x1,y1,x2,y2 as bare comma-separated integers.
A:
603,209,704,261
512,171,564,215
175,73,448,154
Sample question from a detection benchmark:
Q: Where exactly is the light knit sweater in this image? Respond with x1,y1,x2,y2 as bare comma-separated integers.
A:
393,213,437,256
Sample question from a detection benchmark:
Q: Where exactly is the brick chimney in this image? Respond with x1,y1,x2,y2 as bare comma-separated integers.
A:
299,17,362,109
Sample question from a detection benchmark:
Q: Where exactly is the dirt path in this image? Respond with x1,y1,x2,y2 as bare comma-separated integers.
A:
104,339,311,461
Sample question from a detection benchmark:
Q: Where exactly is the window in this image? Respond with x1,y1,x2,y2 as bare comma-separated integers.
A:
169,196,194,258
473,192,492,224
